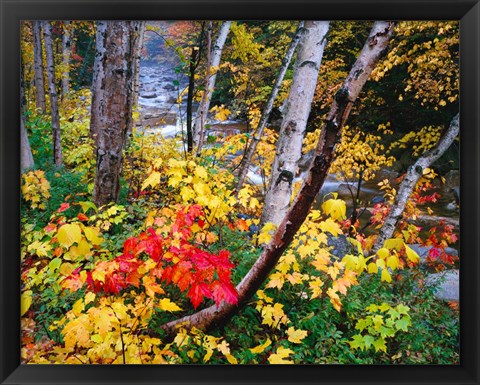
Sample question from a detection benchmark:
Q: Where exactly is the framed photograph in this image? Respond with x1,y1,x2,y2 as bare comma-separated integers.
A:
1,0,479,384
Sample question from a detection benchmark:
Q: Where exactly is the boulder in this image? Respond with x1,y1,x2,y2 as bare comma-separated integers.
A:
425,269,459,302
407,244,458,265
141,93,158,99
327,235,354,259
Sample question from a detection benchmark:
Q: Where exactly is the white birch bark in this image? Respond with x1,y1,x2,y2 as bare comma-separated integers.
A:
90,21,107,144
192,20,232,148
235,21,305,192
371,113,460,254
61,21,73,97
261,20,330,227
43,21,63,166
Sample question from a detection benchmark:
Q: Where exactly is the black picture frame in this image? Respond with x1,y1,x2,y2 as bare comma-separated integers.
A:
1,0,479,384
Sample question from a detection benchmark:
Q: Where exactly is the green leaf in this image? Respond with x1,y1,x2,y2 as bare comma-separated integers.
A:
395,316,411,331
396,304,410,315
48,257,62,271
364,335,375,349
373,337,387,352
348,334,365,350
21,290,33,316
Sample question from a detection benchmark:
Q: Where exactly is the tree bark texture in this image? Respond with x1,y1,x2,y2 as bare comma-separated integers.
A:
61,21,73,98
90,22,107,144
32,21,46,114
132,21,146,112
159,21,395,336
260,20,330,227
371,113,459,254
21,57,34,171
195,21,213,156
235,21,305,193
193,20,232,152
91,21,136,207
43,21,63,166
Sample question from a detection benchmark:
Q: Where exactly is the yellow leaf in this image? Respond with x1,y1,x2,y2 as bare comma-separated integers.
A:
322,198,346,221
21,290,33,316
194,166,208,179
250,338,272,354
57,223,82,248
84,292,96,305
68,239,91,260
381,269,392,283
141,171,161,190
376,247,390,259
404,244,420,263
72,298,84,316
157,298,182,312
367,262,378,274
384,238,404,251
83,227,103,246
59,262,75,276
226,353,238,364
318,218,342,236
268,347,294,364
286,327,308,344
386,254,400,270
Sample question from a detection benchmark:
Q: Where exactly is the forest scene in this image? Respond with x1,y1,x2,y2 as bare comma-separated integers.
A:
20,20,460,365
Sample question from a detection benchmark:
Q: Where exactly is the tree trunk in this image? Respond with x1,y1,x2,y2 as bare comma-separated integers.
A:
235,21,305,193
193,20,232,154
132,21,146,113
260,20,330,227
20,56,34,171
90,22,107,144
43,21,63,166
194,21,213,156
32,21,46,114
91,21,136,207
159,21,395,336
61,21,73,98
371,113,460,254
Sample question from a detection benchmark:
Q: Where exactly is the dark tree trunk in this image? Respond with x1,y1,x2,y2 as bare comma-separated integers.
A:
43,21,63,166
91,21,136,207
159,21,395,336
32,21,46,114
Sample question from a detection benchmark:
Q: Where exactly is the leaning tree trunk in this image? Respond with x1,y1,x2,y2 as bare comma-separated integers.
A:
61,21,73,98
260,20,330,227
20,56,34,171
159,21,395,336
90,22,107,144
193,20,232,154
43,21,63,166
235,21,305,193
132,21,146,112
91,21,136,207
32,20,46,114
371,113,460,254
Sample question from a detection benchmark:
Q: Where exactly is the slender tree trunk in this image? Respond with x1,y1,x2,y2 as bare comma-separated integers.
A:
91,21,136,207
159,21,395,336
371,113,459,254
132,21,146,112
185,23,205,154
61,21,73,98
195,21,213,156
193,20,232,154
260,20,330,227
90,22,107,144
43,21,63,166
235,21,305,193
32,21,46,114
20,56,34,171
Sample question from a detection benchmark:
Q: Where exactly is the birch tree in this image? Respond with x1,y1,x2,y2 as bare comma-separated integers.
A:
132,21,146,111
261,20,330,227
43,21,63,166
193,20,232,154
32,20,46,114
21,56,34,171
371,113,460,254
91,21,136,207
235,21,304,192
61,21,73,98
158,21,395,335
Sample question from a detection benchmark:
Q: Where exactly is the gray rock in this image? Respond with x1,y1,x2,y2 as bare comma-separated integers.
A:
425,269,459,302
443,170,459,191
163,84,176,91
327,235,354,259
141,93,158,99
